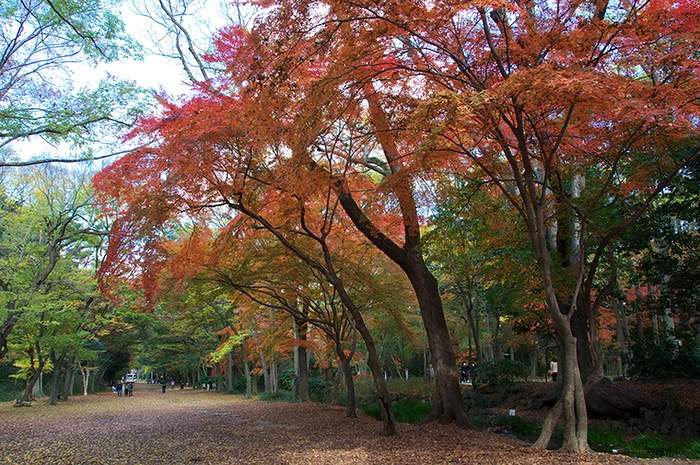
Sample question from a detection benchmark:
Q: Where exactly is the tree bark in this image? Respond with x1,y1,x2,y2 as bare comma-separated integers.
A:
242,344,253,398
405,260,468,426
48,353,63,405
294,316,310,402
226,350,234,393
339,353,357,418
18,351,45,406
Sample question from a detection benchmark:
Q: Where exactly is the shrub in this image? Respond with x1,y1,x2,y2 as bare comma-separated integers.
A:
308,375,335,403
362,399,432,424
628,328,700,379
258,390,296,402
278,368,296,392
474,360,528,388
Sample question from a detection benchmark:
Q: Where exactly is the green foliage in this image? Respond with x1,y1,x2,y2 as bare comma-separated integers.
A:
588,427,700,460
628,329,700,380
308,375,335,403
362,399,432,424
278,368,296,392
258,390,296,403
0,0,147,159
474,360,529,387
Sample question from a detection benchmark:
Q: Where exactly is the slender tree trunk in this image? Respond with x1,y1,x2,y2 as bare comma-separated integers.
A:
81,369,90,396
531,340,539,379
270,357,278,394
259,351,270,393
464,287,482,363
226,350,233,393
242,343,253,398
493,312,503,361
293,316,310,402
339,354,357,418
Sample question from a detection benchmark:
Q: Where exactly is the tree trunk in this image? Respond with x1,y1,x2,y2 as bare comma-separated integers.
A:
242,344,253,398
226,350,233,393
48,354,63,405
81,369,90,396
331,281,396,435
61,358,74,401
533,321,590,452
270,357,278,394
464,287,482,363
18,357,45,406
493,312,503,361
69,368,76,396
339,354,357,418
259,351,270,393
293,316,310,402
407,260,468,426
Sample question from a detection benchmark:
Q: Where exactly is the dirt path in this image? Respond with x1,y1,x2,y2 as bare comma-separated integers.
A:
0,384,693,465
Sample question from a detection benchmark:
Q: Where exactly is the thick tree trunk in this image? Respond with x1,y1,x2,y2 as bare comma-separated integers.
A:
48,357,62,405
69,368,76,396
565,294,603,383
18,358,45,406
533,324,590,452
407,260,468,426
61,358,74,401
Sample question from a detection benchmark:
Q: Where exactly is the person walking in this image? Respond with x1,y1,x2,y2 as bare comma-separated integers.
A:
159,377,167,394
549,359,559,382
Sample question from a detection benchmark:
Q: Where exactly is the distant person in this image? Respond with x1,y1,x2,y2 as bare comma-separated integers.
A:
549,360,559,382
160,377,167,394
127,382,134,397
460,362,469,384
170,379,176,390
116,381,123,397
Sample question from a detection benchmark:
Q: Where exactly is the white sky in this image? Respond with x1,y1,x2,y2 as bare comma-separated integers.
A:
12,0,233,164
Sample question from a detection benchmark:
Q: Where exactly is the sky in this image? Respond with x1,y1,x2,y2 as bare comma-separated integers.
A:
12,0,233,164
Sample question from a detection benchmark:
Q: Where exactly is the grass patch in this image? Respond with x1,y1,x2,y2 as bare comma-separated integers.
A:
257,390,296,403
0,381,23,403
362,399,432,424
470,414,700,460
589,428,700,459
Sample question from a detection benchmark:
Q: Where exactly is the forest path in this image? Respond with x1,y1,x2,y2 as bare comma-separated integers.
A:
0,384,692,465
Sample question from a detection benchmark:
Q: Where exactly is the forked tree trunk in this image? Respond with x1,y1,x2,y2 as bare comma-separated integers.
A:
331,278,396,435
533,327,589,452
18,358,45,406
